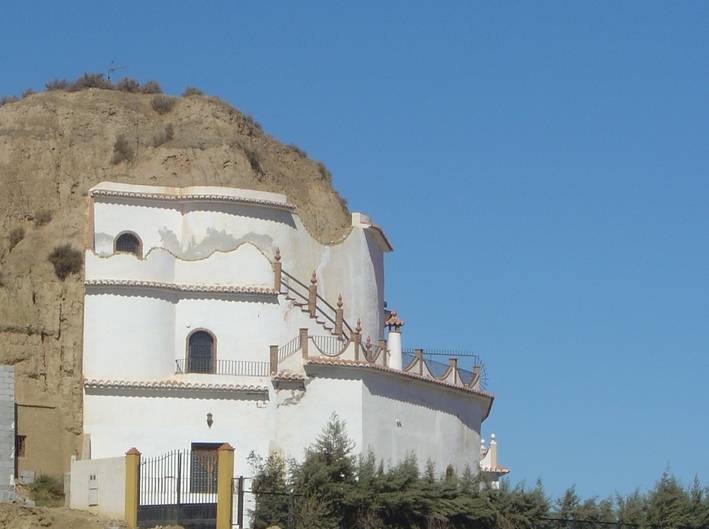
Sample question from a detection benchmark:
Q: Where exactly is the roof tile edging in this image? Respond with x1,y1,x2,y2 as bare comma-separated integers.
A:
84,378,269,393
304,357,494,400
85,279,277,296
90,189,296,212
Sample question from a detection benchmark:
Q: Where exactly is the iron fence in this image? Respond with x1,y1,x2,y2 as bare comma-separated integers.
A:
310,335,349,357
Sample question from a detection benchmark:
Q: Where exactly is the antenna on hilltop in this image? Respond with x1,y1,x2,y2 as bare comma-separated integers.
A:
107,60,124,82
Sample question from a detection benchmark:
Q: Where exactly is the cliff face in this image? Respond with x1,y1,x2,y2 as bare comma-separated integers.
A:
0,89,350,473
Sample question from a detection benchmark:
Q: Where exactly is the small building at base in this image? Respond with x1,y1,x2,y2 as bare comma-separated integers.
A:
81,181,506,483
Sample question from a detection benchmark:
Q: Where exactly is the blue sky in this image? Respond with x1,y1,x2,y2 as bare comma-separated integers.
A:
2,1,708,500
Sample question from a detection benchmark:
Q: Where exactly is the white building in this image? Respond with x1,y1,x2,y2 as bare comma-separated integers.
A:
81,181,500,479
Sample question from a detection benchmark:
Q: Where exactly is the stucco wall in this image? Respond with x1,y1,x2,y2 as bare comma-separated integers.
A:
272,374,364,460
89,183,387,343
83,292,175,379
83,389,271,475
361,370,485,474
70,456,125,519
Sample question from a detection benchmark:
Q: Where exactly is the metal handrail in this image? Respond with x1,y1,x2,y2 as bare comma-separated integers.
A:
175,358,269,377
281,269,353,339
278,336,301,362
401,348,487,389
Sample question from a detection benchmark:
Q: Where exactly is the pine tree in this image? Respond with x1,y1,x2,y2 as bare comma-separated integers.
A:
646,472,691,529
251,452,291,529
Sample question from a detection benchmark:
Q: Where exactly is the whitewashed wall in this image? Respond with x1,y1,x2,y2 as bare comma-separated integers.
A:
90,182,388,340
361,371,485,474
81,183,489,481
83,292,175,379
70,456,126,519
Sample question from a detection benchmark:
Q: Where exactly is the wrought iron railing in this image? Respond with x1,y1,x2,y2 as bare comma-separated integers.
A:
278,336,301,362
309,335,349,357
402,348,487,389
175,358,269,376
281,270,353,339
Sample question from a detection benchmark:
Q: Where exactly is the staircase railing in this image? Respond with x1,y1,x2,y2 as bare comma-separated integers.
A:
280,269,353,340
278,335,301,362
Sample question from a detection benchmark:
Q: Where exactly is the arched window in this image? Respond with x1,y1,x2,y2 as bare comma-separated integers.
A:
188,331,215,374
114,232,142,258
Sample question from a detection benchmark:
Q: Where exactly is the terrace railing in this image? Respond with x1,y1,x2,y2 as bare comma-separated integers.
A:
402,348,487,390
175,358,269,377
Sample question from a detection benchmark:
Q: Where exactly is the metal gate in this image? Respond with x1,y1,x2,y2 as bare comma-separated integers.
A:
138,449,218,529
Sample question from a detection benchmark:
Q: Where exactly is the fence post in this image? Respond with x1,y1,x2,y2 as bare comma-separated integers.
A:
124,447,141,529
308,271,317,318
270,345,278,375
300,328,309,359
448,358,458,384
353,319,362,361
335,294,344,337
273,248,282,291
216,443,235,529
415,348,424,375
472,365,481,389
236,476,245,529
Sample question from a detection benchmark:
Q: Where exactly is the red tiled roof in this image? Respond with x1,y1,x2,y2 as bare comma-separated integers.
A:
84,378,268,393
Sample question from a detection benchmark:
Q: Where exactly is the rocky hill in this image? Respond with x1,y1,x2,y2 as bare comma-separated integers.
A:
0,83,350,472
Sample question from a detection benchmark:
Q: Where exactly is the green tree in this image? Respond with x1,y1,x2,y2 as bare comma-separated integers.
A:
646,472,691,529
251,452,291,529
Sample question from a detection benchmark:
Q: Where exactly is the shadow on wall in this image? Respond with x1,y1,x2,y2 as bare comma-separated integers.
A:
85,286,279,305
84,385,269,401
96,198,296,228
362,370,481,432
182,201,296,228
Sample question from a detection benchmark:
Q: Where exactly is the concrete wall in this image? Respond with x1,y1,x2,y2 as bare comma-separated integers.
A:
0,366,14,501
70,456,125,519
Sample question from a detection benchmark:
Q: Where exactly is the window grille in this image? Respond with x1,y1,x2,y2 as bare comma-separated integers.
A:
190,443,220,493
114,232,142,257
188,331,215,373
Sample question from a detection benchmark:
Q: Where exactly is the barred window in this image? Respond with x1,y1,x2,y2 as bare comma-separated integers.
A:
190,443,219,493
114,232,142,257
188,331,215,374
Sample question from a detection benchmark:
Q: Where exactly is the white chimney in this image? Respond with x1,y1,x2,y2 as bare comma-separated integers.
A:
384,311,404,369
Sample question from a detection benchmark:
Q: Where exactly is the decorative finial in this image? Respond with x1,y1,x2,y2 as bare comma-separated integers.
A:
356,318,362,334
311,271,317,284
365,335,372,349
274,247,281,262
337,294,343,308
384,310,404,331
